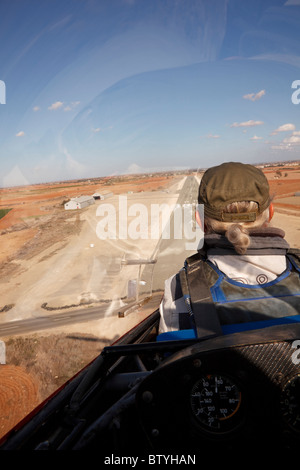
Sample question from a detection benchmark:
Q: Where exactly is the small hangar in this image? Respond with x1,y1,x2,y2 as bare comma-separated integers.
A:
92,192,113,200
64,195,95,210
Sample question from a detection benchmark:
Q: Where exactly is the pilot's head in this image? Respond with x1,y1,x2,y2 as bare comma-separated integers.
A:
195,162,274,254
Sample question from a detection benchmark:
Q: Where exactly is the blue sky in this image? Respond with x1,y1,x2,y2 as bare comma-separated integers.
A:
0,0,300,186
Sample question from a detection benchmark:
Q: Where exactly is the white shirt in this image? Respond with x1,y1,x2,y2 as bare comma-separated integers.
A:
207,253,287,285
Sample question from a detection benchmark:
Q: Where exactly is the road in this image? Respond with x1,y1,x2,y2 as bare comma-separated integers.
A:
0,303,120,336
0,175,200,337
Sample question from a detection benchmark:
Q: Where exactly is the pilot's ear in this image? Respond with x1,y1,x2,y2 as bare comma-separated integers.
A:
269,203,274,222
195,209,204,230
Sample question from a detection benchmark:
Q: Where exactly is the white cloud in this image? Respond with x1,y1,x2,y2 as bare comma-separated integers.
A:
250,135,263,141
64,101,80,112
283,135,300,144
16,131,25,137
243,90,265,101
206,133,221,139
33,106,40,112
270,128,300,151
230,120,264,128
91,126,113,133
48,101,63,110
271,144,290,150
270,123,295,135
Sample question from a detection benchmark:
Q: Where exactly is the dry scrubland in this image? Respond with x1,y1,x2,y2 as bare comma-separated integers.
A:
0,165,299,440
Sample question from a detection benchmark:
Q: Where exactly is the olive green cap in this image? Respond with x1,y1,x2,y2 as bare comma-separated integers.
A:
198,162,271,222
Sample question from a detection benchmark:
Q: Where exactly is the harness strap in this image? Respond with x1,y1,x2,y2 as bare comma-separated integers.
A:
180,253,223,339
287,249,300,272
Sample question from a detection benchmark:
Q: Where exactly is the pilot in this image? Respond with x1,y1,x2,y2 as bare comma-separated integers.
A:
158,162,300,338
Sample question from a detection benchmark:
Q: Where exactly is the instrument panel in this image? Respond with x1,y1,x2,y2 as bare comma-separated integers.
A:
190,373,242,433
136,334,300,450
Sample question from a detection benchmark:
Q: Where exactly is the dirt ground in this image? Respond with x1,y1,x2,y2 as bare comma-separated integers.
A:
0,172,180,264
0,365,39,437
265,165,300,248
0,171,182,441
0,163,299,442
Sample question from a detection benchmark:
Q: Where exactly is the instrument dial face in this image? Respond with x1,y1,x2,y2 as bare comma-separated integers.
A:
280,374,300,432
190,374,242,432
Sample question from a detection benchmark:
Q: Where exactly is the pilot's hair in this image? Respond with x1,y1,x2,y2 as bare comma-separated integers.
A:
205,201,270,255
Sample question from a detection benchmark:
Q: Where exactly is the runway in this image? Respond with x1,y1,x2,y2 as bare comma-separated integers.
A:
0,175,200,336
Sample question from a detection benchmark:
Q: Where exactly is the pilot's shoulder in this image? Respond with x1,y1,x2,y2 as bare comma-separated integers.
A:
164,272,183,302
287,248,300,269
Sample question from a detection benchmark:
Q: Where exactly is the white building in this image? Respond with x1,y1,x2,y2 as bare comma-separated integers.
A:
64,196,95,210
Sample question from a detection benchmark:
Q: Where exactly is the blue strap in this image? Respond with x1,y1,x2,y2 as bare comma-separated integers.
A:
156,315,300,341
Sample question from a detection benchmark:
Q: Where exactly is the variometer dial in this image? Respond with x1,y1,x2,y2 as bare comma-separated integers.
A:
190,374,242,432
